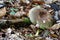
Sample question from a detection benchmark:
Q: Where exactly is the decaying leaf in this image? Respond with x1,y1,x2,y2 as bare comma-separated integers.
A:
0,7,6,18
51,23,60,30
50,34,58,38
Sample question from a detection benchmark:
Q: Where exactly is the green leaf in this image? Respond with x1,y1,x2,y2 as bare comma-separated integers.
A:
10,11,16,15
9,0,13,2
23,18,31,24
10,8,18,11
25,34,33,37
10,8,18,15
40,24,46,30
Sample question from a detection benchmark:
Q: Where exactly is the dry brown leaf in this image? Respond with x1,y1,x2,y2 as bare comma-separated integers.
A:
51,23,60,30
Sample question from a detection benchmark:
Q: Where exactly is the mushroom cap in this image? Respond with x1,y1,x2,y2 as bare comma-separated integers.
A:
28,6,53,29
29,6,51,24
28,6,42,24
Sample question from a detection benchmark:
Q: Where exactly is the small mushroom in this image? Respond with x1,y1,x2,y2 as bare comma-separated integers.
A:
28,6,53,29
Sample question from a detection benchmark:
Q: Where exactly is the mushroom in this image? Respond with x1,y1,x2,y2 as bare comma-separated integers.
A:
28,6,53,29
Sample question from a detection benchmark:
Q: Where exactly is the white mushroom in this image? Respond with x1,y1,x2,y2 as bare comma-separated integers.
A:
28,6,42,24
28,6,53,29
